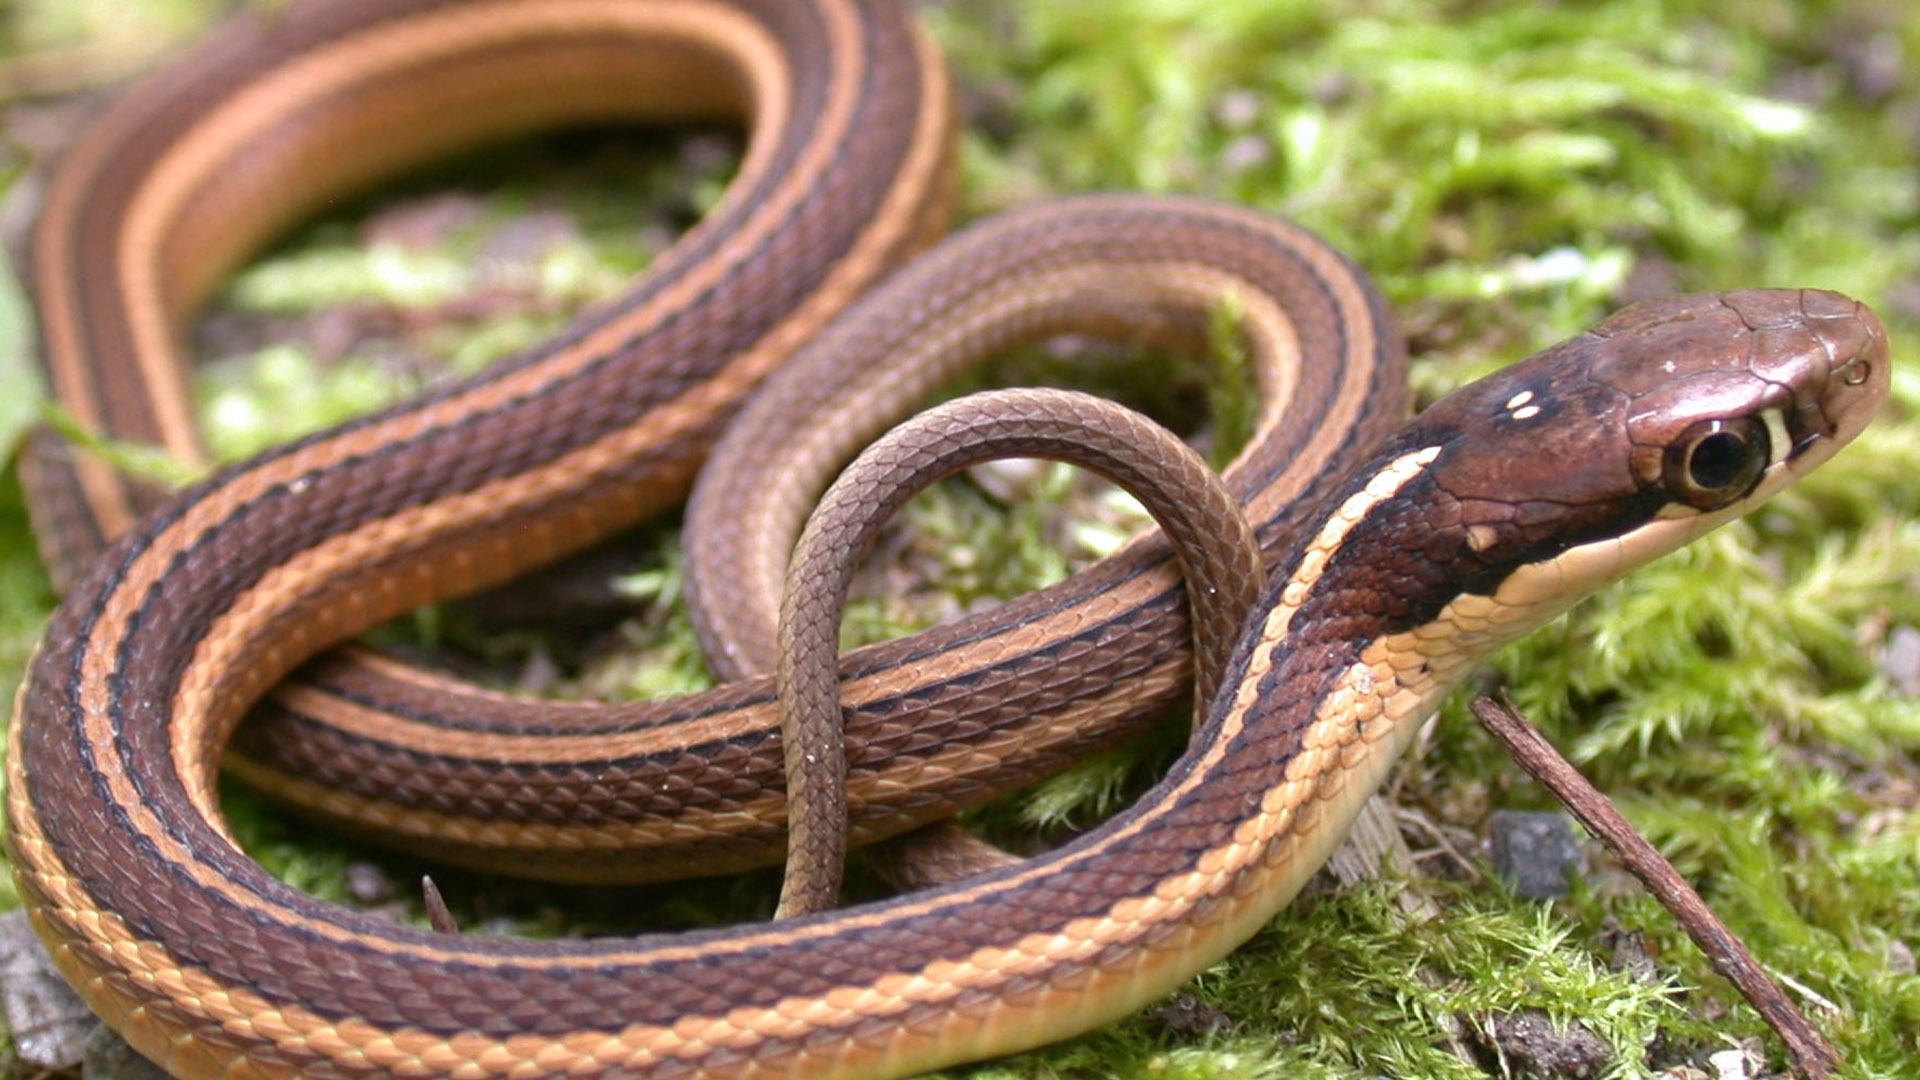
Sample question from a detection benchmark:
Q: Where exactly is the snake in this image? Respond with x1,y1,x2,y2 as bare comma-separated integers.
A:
8,0,1412,887
765,386,1265,918
2,0,1892,1076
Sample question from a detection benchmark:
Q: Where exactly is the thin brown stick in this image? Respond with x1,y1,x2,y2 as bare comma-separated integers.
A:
1469,693,1840,1080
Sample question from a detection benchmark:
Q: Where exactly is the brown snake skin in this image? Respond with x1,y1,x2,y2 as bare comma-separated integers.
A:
13,0,1411,886
770,387,1264,917
221,195,1410,882
1,0,1893,1075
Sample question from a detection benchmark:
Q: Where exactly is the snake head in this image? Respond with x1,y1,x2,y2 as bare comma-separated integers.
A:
1600,289,1888,505
1357,289,1888,626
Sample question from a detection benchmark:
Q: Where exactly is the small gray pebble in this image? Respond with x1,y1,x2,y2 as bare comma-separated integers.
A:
0,909,97,1070
1475,1009,1612,1079
1489,810,1581,899
1881,624,1920,694
1887,938,1916,976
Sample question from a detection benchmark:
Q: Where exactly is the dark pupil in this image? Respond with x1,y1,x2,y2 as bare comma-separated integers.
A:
1689,431,1750,489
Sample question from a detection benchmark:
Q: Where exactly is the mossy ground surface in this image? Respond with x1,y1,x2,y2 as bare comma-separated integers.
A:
3,0,1919,1077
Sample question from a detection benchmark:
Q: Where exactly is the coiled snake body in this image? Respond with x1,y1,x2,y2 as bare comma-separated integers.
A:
3,0,1890,1077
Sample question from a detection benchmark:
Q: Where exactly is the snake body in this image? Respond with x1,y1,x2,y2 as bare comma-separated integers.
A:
13,0,1413,885
3,0,1891,1077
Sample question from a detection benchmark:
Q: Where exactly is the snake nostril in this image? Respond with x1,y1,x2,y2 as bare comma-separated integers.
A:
1843,361,1872,387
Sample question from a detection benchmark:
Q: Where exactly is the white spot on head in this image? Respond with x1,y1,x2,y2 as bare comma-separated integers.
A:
1510,404,1542,421
1504,390,1535,410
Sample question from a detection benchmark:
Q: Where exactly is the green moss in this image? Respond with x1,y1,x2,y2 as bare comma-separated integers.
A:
4,0,1920,1075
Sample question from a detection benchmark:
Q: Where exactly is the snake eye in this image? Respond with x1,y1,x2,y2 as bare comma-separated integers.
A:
1664,416,1770,510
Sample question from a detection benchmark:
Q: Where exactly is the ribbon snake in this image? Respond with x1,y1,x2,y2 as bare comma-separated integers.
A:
2,0,1890,1077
